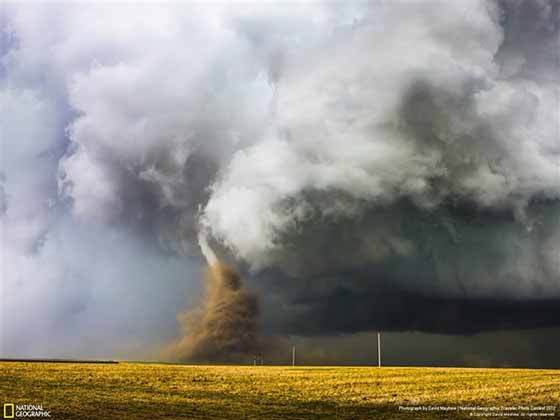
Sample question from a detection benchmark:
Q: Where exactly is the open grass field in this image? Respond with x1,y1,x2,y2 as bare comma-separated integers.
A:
1,362,558,419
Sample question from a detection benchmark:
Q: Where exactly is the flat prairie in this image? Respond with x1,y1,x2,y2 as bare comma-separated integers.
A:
1,362,558,419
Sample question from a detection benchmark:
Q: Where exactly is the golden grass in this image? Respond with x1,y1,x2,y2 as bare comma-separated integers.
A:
1,362,558,419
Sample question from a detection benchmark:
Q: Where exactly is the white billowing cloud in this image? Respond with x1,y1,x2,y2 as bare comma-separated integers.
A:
58,5,275,221
59,146,123,223
203,1,503,259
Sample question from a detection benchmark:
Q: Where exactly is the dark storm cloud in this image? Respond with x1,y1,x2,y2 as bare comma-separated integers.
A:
240,194,560,335
256,272,560,336
266,327,560,368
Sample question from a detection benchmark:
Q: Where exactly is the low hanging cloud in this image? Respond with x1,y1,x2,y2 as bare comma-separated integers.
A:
1,0,559,359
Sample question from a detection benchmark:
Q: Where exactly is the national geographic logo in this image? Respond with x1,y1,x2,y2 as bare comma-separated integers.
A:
3,404,51,418
3,404,14,419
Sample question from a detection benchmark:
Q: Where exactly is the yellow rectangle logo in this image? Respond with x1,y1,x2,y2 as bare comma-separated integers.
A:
3,403,14,419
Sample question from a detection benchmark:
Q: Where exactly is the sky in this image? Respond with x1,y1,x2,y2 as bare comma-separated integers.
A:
1,0,559,366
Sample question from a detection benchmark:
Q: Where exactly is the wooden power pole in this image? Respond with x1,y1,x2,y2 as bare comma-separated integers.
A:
377,332,381,367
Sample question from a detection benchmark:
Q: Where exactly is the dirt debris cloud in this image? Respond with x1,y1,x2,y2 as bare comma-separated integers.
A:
166,235,260,363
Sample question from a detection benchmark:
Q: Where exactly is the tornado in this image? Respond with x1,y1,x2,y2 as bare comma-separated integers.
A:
165,233,260,363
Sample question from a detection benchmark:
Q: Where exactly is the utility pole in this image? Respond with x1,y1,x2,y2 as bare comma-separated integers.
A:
377,332,381,367
292,345,296,367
